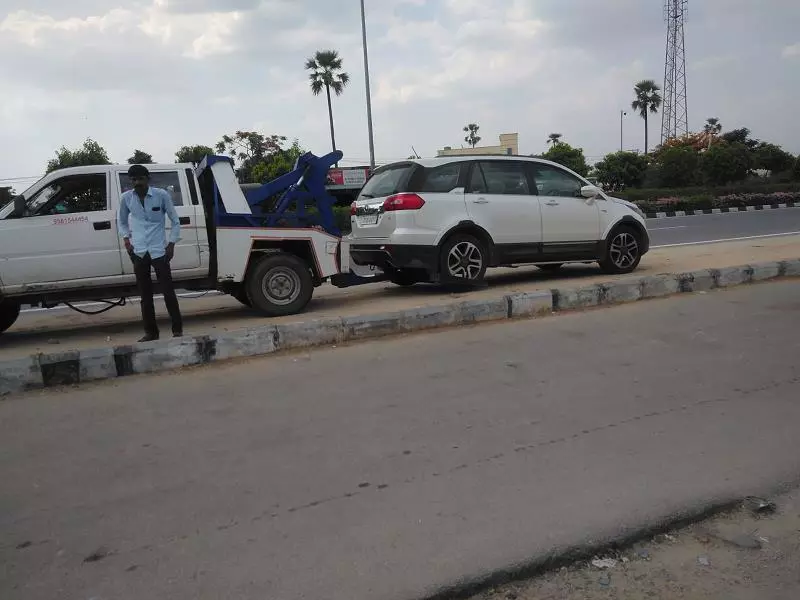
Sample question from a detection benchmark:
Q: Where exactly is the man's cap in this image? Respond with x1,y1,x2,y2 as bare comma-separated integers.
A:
127,164,150,178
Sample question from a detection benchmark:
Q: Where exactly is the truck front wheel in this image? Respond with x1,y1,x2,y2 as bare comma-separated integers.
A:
246,253,314,317
0,298,21,334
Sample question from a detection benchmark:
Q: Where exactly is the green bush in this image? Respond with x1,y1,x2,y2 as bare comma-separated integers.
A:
700,142,751,185
592,152,649,191
616,180,800,203
657,145,699,187
541,143,589,176
635,190,800,214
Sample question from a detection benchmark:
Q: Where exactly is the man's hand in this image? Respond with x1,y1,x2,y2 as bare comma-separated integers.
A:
123,237,132,254
166,242,175,261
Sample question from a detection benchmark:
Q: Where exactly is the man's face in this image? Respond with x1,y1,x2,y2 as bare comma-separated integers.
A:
131,175,149,193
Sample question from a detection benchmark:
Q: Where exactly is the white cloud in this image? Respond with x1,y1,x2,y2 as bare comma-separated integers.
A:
782,43,800,58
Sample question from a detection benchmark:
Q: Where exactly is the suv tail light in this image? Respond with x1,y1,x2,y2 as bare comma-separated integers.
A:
382,193,425,212
350,201,357,216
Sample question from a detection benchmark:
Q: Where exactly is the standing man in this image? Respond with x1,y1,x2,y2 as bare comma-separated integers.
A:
118,164,183,342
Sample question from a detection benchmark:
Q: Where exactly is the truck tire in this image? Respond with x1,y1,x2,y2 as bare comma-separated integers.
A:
0,298,21,334
245,253,314,317
232,286,252,308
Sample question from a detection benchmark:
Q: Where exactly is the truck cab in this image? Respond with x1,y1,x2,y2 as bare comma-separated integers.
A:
0,163,210,297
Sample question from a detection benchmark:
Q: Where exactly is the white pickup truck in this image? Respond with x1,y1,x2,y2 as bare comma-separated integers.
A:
0,153,375,335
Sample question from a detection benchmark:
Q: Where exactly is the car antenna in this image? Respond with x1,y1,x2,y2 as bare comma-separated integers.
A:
410,146,421,159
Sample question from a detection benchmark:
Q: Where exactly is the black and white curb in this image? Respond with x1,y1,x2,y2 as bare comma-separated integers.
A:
2,259,799,396
645,202,799,219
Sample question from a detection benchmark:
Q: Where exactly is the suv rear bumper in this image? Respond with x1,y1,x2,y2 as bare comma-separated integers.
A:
350,243,439,274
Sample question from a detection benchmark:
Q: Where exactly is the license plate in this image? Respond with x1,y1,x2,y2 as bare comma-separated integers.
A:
356,214,378,226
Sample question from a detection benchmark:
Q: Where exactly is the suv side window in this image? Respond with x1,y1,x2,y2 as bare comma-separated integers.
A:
26,174,108,216
118,171,185,206
532,163,583,198
416,162,463,193
469,161,531,195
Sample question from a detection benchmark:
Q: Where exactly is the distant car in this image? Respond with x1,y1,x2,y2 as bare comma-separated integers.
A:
348,155,649,286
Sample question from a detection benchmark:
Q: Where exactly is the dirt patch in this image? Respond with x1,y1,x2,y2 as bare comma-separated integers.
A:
463,488,800,600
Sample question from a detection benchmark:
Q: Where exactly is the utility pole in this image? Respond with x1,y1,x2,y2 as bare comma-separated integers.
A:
620,110,626,152
360,0,376,170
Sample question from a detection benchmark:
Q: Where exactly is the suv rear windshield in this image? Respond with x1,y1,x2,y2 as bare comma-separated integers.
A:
358,164,415,200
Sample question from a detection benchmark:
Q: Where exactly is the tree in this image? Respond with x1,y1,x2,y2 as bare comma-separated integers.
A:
753,143,795,174
175,145,215,165
463,123,481,148
631,80,662,155
657,145,700,187
305,50,350,157
593,151,649,191
700,142,751,185
0,186,13,209
127,149,154,165
547,133,563,147
541,142,589,177
46,138,111,173
703,117,722,135
719,127,760,150
215,131,287,183
250,139,307,183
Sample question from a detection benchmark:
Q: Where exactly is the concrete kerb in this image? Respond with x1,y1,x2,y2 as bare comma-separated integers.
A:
1,259,798,395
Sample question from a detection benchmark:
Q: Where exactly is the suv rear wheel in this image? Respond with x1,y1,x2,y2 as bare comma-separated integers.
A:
439,234,487,283
0,298,21,334
599,225,642,274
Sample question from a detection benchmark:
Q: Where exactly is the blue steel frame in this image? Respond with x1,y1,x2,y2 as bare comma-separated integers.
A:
196,151,344,236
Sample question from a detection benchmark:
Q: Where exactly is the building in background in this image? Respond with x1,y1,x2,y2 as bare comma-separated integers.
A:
437,133,519,157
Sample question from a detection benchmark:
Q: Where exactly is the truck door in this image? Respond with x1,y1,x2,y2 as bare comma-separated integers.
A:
0,170,124,288
116,168,201,274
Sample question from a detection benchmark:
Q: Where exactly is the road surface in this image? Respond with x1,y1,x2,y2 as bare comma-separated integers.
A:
646,207,800,247
2,281,799,600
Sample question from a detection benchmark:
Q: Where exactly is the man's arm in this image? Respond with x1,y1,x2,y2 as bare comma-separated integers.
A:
118,194,132,252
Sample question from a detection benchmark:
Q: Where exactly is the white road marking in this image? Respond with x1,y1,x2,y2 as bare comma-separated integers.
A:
652,231,800,249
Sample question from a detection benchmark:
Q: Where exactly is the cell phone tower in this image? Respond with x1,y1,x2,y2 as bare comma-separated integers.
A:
661,0,688,144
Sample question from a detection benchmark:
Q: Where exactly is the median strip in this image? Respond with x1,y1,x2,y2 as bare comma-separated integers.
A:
2,258,799,396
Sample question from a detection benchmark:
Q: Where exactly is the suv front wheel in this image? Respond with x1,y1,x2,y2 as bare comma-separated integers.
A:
599,225,642,274
439,234,488,283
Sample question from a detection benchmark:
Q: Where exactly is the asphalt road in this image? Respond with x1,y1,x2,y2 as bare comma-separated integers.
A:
2,281,800,600
647,207,800,247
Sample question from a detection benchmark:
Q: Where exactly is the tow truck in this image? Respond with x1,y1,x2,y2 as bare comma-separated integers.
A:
0,151,385,334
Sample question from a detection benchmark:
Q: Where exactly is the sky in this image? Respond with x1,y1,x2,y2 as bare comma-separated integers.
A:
1,0,799,190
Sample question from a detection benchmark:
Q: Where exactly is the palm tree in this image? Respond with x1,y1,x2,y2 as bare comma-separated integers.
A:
703,117,722,135
547,133,563,147
631,80,662,154
463,123,481,148
305,50,350,157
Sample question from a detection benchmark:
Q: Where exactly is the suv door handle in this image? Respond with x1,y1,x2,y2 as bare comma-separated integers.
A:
93,221,111,230
544,201,559,206
472,198,489,204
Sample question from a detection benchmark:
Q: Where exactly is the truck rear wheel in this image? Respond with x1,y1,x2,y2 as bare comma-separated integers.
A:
0,298,21,334
246,253,314,317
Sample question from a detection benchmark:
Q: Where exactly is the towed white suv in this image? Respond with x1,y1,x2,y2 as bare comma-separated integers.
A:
348,155,649,285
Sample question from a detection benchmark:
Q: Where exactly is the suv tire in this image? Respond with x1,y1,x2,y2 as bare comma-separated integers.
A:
0,298,21,334
439,233,488,283
246,252,314,316
599,225,642,274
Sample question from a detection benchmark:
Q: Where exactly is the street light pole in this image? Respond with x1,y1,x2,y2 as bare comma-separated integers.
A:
620,110,627,152
360,0,376,170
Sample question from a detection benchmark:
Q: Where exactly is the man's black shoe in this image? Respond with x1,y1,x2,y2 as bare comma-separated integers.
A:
138,334,159,343
173,331,183,338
